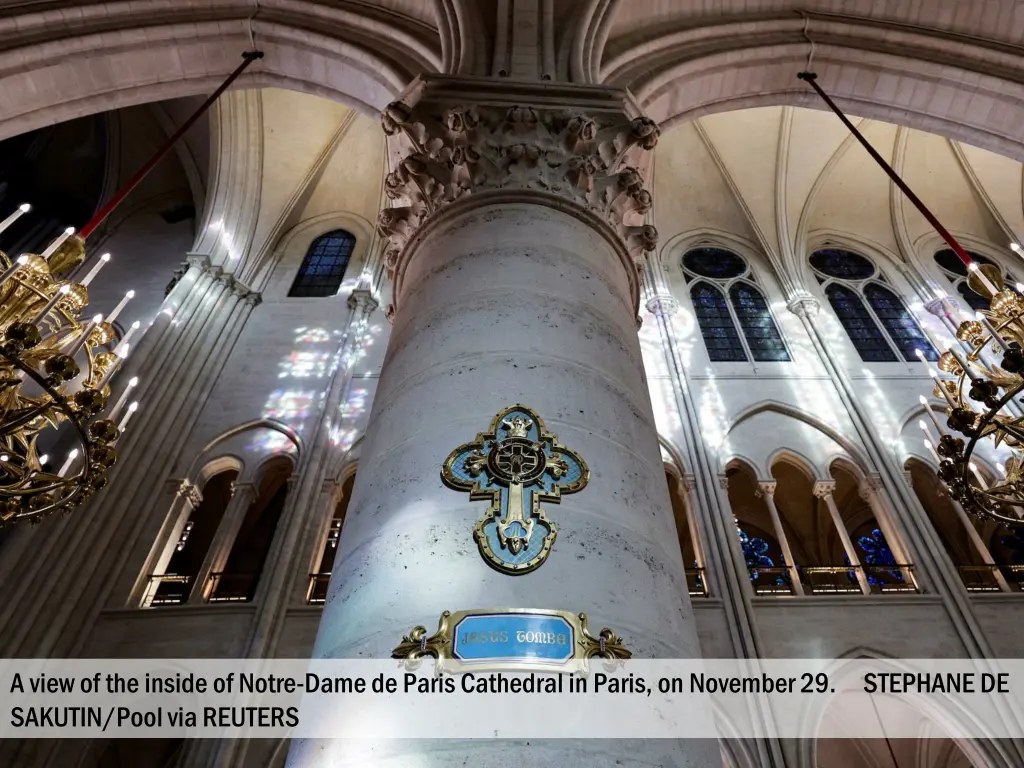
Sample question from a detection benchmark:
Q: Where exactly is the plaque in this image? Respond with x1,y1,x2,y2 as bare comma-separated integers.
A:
392,608,630,673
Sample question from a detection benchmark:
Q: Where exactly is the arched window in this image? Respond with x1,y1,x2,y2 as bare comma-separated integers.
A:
682,247,790,362
288,229,356,297
934,249,1018,311
308,471,356,605
810,248,937,362
209,459,292,602
143,470,237,607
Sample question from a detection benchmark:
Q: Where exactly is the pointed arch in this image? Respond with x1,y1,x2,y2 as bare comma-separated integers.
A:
725,400,872,475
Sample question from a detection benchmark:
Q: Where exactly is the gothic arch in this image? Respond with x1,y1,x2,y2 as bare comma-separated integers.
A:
768,448,821,484
661,228,787,290
0,4,445,143
598,10,1024,163
725,400,872,475
794,648,1012,768
255,210,377,294
182,418,303,485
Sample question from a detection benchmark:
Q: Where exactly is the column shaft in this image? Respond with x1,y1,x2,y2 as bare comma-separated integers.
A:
815,483,870,595
757,483,804,596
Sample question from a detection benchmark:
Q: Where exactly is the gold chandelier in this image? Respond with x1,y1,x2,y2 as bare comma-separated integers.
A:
797,72,1023,526
917,264,1024,525
0,50,263,526
0,216,140,524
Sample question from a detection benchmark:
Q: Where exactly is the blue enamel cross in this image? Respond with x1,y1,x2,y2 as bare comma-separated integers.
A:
441,404,589,574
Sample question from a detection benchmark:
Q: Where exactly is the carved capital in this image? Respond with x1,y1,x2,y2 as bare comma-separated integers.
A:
717,473,730,490
756,481,777,499
378,78,659,310
347,288,380,314
645,294,679,317
925,296,960,318
859,473,884,501
788,296,821,318
812,480,837,499
682,473,696,493
230,481,258,502
176,479,203,508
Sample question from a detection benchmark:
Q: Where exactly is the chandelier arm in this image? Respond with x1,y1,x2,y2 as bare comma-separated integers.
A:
0,404,53,437
0,349,95,517
957,382,1024,524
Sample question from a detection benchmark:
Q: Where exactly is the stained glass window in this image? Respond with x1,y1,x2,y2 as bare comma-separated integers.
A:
812,248,937,363
682,247,790,363
288,230,356,297
729,283,791,362
690,282,747,362
934,249,1018,312
850,527,904,586
810,249,876,280
739,528,788,586
683,248,746,279
738,528,774,579
824,284,897,362
863,284,938,362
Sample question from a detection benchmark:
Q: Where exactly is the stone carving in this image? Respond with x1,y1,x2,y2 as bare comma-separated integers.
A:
812,481,837,499
176,479,203,508
378,97,660,285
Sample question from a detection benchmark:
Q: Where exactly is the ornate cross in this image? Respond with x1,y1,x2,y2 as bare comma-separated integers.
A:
442,404,589,574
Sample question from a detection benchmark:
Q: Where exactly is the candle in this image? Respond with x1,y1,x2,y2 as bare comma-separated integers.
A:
923,438,941,463
108,376,138,421
96,344,130,390
105,290,135,324
930,368,956,408
1011,243,1023,255
976,312,1009,351
0,203,31,236
918,419,937,445
948,347,979,382
968,262,999,296
120,320,141,348
41,227,75,259
79,253,111,287
32,284,71,324
117,401,138,432
67,314,103,357
57,449,79,478
919,396,944,434
0,254,29,287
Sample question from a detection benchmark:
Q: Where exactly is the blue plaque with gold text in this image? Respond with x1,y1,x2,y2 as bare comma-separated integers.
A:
392,608,632,672
452,612,574,664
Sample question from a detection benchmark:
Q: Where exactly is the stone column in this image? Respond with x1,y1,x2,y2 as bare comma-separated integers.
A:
755,481,804,595
950,498,1012,593
136,479,203,606
813,481,871,595
187,481,258,604
287,78,717,767
858,474,918,590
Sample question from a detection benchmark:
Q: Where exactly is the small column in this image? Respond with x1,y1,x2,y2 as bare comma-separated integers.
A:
756,481,804,596
949,497,1012,593
858,474,917,590
188,481,258,604
813,481,871,595
135,479,202,606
